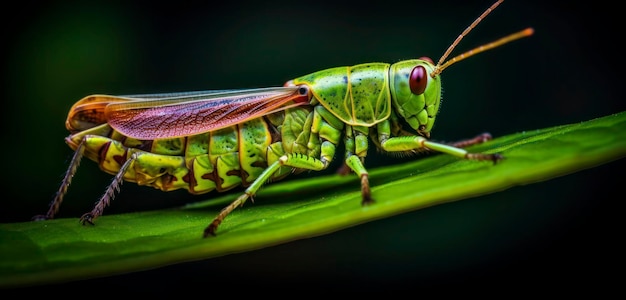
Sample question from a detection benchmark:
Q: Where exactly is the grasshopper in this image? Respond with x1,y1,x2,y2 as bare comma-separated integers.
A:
36,0,533,237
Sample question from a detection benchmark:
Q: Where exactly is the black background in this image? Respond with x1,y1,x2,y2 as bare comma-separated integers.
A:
2,0,623,294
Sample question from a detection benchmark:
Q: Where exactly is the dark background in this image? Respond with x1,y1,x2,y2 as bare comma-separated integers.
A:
2,0,624,293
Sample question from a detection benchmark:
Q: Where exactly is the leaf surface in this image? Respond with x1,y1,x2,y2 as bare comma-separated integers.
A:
1,111,624,288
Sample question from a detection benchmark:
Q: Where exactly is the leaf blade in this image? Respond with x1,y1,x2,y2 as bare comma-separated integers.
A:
1,111,624,288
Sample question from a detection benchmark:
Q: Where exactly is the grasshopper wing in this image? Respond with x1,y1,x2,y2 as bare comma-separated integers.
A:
95,86,310,140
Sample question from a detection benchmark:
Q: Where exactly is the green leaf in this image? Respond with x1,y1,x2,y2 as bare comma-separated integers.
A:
1,111,625,288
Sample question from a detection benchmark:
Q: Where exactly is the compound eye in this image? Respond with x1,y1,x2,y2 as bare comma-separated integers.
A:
409,65,427,95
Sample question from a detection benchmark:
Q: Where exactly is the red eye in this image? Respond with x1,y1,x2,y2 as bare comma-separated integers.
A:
409,65,427,95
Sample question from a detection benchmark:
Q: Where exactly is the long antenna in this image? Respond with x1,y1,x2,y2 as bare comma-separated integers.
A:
430,0,533,77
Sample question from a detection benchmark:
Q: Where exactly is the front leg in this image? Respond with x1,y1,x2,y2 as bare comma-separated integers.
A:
377,118,501,162
380,134,502,163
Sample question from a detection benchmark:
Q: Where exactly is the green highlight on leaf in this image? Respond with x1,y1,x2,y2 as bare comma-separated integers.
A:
1,111,625,288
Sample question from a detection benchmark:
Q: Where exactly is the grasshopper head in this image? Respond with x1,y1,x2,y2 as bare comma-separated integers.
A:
389,58,441,138
386,0,533,139
388,26,534,139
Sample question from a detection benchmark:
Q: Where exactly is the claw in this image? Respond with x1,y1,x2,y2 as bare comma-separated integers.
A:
203,221,220,238
80,213,95,225
361,195,375,206
492,153,505,165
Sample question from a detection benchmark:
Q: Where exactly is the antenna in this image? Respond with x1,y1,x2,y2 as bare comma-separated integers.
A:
430,0,534,77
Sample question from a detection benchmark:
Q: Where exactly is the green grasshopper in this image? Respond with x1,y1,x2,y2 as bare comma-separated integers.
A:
35,0,533,237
